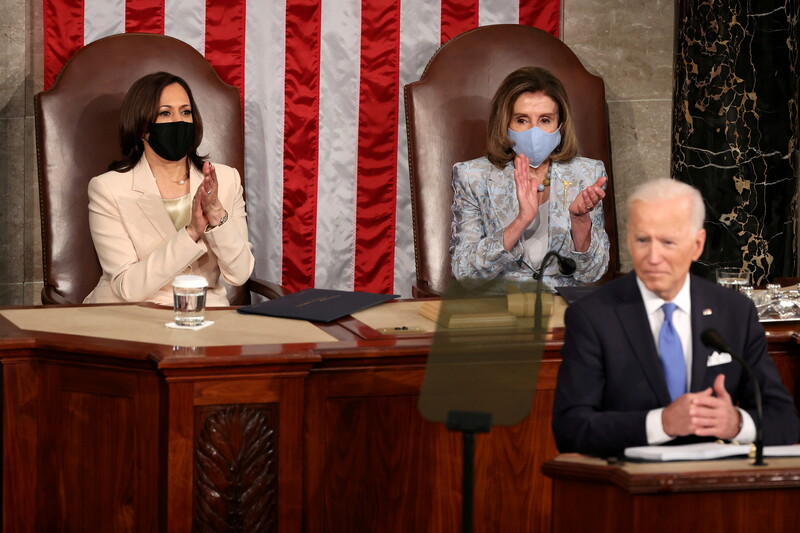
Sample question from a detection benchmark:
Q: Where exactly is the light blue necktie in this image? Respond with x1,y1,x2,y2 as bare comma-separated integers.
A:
659,302,687,401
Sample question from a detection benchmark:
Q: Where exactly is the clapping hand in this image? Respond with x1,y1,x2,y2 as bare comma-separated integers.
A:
199,162,227,226
186,187,209,241
569,176,607,217
514,153,541,225
662,374,741,440
185,162,228,241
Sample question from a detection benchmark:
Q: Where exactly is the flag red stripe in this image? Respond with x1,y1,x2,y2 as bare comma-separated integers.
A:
353,0,401,293
281,0,322,292
440,0,479,45
125,0,164,33
43,0,85,89
520,0,560,36
204,0,246,109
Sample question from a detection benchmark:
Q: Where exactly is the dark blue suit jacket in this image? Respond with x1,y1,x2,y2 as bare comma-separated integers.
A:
552,272,799,457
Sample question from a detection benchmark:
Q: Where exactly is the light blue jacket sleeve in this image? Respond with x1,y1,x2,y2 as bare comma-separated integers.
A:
547,158,609,285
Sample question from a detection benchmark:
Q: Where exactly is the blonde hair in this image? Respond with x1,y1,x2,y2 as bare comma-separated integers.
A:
486,67,578,169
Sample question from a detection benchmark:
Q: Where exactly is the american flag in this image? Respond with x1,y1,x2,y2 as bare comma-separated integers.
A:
43,0,559,296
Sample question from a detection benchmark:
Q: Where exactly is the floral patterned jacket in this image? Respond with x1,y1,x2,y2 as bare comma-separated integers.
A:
450,155,609,289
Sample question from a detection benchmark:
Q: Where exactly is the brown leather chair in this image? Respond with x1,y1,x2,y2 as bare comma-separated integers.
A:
35,33,281,305
404,24,619,297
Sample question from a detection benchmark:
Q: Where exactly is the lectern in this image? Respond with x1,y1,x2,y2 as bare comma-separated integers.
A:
542,454,800,533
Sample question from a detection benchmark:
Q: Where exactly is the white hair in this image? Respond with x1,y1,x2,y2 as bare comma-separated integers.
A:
627,178,706,231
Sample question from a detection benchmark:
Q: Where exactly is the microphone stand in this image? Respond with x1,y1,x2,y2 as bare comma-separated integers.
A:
728,351,765,466
534,251,575,334
701,328,766,466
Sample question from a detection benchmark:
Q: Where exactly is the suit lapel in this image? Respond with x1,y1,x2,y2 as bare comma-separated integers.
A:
486,164,518,231
615,274,673,405
689,275,711,391
132,159,179,239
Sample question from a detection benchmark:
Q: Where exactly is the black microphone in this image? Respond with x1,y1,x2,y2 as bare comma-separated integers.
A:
700,328,765,466
557,256,576,276
534,251,575,335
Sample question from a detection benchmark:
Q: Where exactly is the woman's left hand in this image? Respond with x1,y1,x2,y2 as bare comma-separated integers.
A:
199,161,228,227
568,176,607,253
569,176,607,217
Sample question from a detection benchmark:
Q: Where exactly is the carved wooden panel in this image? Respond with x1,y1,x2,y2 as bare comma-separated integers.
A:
194,404,278,532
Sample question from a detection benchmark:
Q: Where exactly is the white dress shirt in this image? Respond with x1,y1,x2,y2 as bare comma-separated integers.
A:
637,275,756,445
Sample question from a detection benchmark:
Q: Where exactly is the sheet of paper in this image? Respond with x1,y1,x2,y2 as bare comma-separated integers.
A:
624,443,750,461
625,442,800,461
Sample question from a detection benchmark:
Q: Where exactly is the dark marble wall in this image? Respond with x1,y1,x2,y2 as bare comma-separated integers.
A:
673,0,800,284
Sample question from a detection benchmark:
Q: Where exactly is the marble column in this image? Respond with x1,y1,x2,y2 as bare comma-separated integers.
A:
672,0,800,284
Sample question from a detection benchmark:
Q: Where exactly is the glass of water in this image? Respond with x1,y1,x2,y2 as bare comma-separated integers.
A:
172,275,208,326
715,267,751,292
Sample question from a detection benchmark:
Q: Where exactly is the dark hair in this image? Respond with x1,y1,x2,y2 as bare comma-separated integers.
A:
110,72,205,172
486,66,578,169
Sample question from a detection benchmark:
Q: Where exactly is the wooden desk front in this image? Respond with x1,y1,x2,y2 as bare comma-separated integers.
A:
1,303,799,532
543,454,800,533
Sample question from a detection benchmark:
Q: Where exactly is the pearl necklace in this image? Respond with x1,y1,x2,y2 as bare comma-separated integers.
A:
537,178,551,192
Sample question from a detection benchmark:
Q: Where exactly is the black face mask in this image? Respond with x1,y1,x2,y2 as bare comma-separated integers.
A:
147,121,195,161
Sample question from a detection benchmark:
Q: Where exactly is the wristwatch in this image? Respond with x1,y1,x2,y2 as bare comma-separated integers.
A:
208,212,228,230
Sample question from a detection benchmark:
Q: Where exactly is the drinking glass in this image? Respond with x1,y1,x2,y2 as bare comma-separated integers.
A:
715,268,751,292
172,275,208,326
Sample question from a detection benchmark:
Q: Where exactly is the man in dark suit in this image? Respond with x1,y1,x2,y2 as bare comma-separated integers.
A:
552,178,799,457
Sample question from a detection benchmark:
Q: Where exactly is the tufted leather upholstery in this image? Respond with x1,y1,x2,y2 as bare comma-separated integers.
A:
35,33,280,305
404,25,618,297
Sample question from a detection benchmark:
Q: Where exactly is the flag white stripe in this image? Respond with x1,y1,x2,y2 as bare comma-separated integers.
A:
84,0,124,45
480,0,520,26
315,0,362,290
165,0,205,55
394,0,443,295
244,0,287,286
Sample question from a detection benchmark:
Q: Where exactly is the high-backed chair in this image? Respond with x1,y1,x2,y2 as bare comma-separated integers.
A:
36,33,281,305
405,24,618,297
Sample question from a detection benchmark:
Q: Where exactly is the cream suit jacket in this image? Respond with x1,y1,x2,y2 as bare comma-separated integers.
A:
84,158,255,306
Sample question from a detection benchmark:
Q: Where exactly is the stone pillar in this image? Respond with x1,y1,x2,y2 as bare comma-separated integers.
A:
672,0,800,284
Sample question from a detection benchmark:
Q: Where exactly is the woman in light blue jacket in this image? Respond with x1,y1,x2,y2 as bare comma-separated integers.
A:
450,66,609,290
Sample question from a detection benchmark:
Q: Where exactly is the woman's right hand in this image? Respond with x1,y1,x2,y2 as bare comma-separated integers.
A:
514,153,539,225
186,189,209,241
502,154,540,251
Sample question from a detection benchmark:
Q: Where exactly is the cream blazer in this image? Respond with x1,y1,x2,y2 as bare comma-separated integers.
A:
84,158,255,306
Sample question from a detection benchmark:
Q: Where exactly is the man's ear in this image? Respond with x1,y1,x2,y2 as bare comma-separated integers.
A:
692,228,707,261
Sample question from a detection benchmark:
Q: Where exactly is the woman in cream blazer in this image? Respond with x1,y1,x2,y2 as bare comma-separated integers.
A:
84,72,254,306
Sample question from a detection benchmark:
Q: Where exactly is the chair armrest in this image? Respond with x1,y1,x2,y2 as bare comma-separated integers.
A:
41,286,80,305
245,276,287,300
412,282,442,299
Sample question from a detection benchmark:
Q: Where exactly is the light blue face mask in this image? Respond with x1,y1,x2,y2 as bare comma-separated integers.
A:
507,126,562,168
